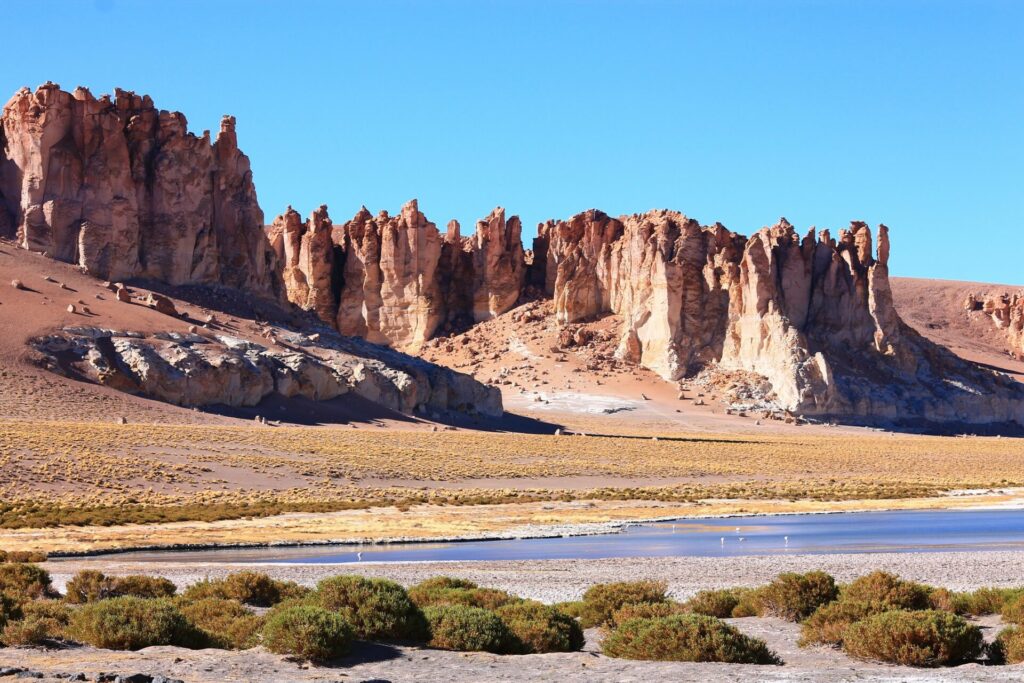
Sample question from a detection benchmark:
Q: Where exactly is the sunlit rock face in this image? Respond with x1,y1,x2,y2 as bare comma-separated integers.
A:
0,83,278,294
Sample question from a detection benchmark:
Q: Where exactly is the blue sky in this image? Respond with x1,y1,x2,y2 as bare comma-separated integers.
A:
5,0,1022,284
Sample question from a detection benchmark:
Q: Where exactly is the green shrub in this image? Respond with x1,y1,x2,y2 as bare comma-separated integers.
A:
262,604,353,662
1,600,72,646
423,604,510,653
730,587,766,617
2,551,48,563
1001,595,1024,624
315,576,427,642
0,593,22,633
407,577,519,612
927,588,969,615
841,571,930,612
178,597,263,650
551,600,585,619
963,587,1024,616
842,609,983,667
65,570,112,604
495,601,584,653
0,563,54,599
181,572,307,607
601,614,781,664
798,600,873,648
995,626,1024,664
759,571,838,622
577,580,668,628
610,601,688,628
111,575,176,599
684,589,739,618
70,597,202,650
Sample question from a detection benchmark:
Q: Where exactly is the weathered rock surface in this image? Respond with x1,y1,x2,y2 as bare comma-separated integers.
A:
539,210,1024,427
271,202,526,351
32,326,502,417
266,205,336,324
966,292,1024,360
0,83,277,294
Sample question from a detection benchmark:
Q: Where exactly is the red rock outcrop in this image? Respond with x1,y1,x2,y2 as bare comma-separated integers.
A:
471,207,525,322
267,204,336,324
966,292,1024,360
538,209,1024,426
0,83,277,294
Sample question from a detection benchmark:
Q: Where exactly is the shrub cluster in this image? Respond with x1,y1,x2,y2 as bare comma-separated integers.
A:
684,589,739,618
66,570,175,603
408,576,519,611
602,614,780,664
263,604,352,662
423,604,510,653
315,576,427,642
842,610,983,667
177,597,263,650
0,563,55,599
1,600,72,646
576,580,668,628
70,596,202,650
759,571,838,621
495,600,585,654
180,571,308,607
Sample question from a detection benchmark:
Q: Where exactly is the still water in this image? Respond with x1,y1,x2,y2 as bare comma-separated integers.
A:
93,508,1024,564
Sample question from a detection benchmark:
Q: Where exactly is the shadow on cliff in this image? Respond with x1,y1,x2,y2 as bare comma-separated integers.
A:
202,393,565,433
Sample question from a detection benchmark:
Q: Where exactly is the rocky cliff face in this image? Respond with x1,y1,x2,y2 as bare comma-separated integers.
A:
0,83,277,294
539,210,1024,426
966,292,1024,360
270,201,527,352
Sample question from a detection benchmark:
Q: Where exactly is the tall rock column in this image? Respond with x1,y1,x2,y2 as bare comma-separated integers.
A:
267,205,336,323
471,207,525,321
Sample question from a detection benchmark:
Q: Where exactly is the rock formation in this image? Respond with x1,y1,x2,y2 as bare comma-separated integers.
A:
0,83,277,294
271,202,526,351
267,205,337,324
966,292,1024,360
539,210,1024,426
32,325,502,417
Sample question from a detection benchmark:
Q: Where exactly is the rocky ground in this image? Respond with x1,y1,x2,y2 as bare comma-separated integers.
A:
2,551,1023,682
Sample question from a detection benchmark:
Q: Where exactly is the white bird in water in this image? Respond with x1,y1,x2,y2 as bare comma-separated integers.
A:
356,551,363,561
735,527,740,533
720,537,725,545
739,537,745,542
784,536,789,545
672,524,677,533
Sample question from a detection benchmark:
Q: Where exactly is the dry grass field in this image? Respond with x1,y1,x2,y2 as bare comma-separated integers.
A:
1,418,1023,552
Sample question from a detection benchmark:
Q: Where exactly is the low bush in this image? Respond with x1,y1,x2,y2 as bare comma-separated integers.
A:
407,577,519,612
610,601,688,628
551,600,585,619
601,614,781,664
0,563,54,599
315,576,427,642
1001,595,1024,624
423,604,510,653
759,572,838,622
994,626,1024,664
495,601,585,653
842,609,983,667
962,587,1024,616
178,597,263,650
841,571,930,612
0,593,22,632
577,580,668,628
180,572,307,607
729,587,766,617
0,551,48,563
111,575,176,599
1,600,72,646
262,604,352,662
684,589,739,618
65,570,111,604
70,597,202,650
927,588,969,615
798,600,873,648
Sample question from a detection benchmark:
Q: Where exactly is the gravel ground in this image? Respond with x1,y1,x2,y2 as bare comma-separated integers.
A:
11,551,1023,682
45,549,1024,601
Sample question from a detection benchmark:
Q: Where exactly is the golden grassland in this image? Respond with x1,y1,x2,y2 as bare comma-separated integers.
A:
1,418,1022,531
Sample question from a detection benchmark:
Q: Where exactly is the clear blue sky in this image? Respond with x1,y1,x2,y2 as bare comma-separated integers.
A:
5,0,1022,284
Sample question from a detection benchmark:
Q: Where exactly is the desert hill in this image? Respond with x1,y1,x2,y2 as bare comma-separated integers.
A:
2,82,1022,433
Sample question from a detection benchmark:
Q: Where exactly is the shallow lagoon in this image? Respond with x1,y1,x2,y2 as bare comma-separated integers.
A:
96,508,1024,564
